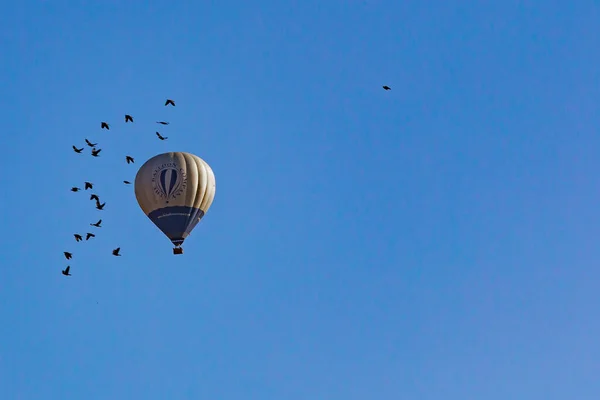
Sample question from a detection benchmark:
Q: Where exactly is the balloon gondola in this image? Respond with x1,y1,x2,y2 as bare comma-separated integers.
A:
134,152,216,255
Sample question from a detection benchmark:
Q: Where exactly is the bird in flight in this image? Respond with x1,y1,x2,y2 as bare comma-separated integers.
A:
112,247,121,256
165,99,175,106
91,148,102,157
156,132,168,140
74,234,83,242
71,187,81,192
64,252,73,260
90,194,99,201
156,121,169,125
101,122,110,130
126,156,134,164
382,85,391,90
123,180,131,185
62,266,71,276
73,146,83,153
95,200,106,210
125,114,134,123
85,182,93,190
85,139,98,147
86,233,96,241
90,219,102,227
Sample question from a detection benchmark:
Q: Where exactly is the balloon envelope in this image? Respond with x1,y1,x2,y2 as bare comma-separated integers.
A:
135,152,216,247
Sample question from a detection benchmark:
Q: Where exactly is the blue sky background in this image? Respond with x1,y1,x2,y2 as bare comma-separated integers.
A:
1,1,599,399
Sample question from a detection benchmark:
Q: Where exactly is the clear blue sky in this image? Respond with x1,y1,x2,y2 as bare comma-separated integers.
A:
1,1,599,399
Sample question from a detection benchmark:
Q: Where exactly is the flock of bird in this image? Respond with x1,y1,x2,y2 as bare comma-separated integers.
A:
60,87,392,277
61,98,177,277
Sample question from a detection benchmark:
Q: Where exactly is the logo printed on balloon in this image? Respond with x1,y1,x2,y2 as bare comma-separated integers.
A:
151,162,187,203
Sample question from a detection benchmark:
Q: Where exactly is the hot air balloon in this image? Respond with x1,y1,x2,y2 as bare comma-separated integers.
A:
135,152,216,255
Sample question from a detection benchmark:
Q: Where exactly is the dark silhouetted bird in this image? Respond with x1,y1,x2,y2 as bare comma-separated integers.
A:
91,148,102,157
71,187,81,192
64,252,72,260
74,234,82,242
96,201,106,210
165,99,175,106
85,139,97,147
156,121,169,125
101,122,110,130
84,182,93,190
125,114,133,123
86,233,95,241
126,156,134,164
73,146,83,153
123,180,131,184
62,266,71,276
382,85,391,90
156,132,168,140
90,194,99,201
112,247,121,256
91,219,102,227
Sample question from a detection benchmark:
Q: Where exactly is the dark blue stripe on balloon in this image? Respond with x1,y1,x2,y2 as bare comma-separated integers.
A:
159,170,167,196
147,206,204,246
168,170,177,195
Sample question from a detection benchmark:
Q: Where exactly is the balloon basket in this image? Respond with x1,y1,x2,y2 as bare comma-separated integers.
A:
173,247,184,255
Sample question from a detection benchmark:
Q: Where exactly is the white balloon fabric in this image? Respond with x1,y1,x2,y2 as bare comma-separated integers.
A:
135,152,216,250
